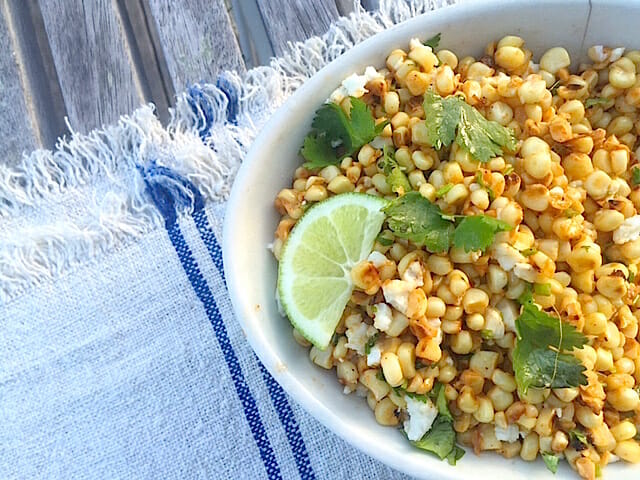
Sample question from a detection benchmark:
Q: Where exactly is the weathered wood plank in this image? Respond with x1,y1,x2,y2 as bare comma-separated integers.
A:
143,0,245,93
255,0,344,56
0,1,47,158
38,0,147,132
228,0,274,69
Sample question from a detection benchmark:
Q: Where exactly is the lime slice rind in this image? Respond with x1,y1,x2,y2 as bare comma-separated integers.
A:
277,193,388,349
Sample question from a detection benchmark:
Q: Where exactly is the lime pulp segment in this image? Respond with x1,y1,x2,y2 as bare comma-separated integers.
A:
277,193,388,349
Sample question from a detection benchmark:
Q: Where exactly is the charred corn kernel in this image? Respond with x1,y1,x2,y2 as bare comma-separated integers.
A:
584,312,607,335
436,65,456,95
520,432,539,461
457,387,479,413
465,312,485,330
426,255,452,276
488,385,514,411
406,70,430,96
551,431,569,453
375,397,399,426
360,369,390,400
450,331,473,354
337,360,358,386
609,57,637,89
304,184,328,202
425,296,446,318
438,364,457,384
576,406,603,429
470,351,500,379
310,345,334,369
383,91,400,115
540,47,571,74
495,46,526,71
408,45,438,71
518,77,547,104
593,209,625,232
474,397,495,423
595,347,614,371
611,421,637,442
487,101,514,126
492,369,517,392
614,440,640,463
437,49,458,69
607,388,640,411
463,288,490,314
386,311,409,337
391,111,410,129
584,169,612,199
381,352,404,387
416,337,442,362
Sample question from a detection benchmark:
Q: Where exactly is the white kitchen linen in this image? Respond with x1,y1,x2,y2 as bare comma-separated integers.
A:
1,1,456,478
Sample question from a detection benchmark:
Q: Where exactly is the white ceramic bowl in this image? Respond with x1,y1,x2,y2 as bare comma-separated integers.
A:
224,0,640,477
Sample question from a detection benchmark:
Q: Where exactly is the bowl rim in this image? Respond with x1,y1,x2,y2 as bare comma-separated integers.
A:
222,0,636,477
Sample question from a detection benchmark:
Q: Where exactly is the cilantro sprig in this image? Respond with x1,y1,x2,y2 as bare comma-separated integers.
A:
378,145,412,195
383,192,454,252
404,383,464,465
301,97,387,169
423,33,441,50
513,300,588,393
542,452,560,474
631,166,640,186
383,192,512,253
423,90,517,162
584,97,609,109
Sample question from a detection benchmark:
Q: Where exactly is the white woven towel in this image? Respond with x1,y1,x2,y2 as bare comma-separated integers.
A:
1,1,455,478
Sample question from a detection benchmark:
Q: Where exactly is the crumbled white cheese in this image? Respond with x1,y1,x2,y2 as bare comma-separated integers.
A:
342,73,368,98
613,215,640,244
373,303,393,332
367,345,382,367
345,320,377,355
367,251,388,268
609,454,620,463
513,262,538,282
327,66,382,104
364,66,384,83
610,47,625,62
382,280,413,314
496,298,519,332
555,408,563,418
494,424,521,443
409,37,424,50
401,261,424,287
493,243,526,271
404,395,438,441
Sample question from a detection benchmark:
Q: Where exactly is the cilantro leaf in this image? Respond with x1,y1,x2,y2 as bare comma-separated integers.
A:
584,97,609,108
300,134,339,169
423,91,459,149
383,192,454,252
428,382,453,420
300,97,385,169
452,215,512,252
376,230,394,246
435,183,454,198
534,283,552,296
364,333,379,355
447,445,465,466
423,33,441,50
542,452,559,474
569,430,589,450
411,416,457,460
379,145,412,195
423,91,517,162
520,247,537,257
513,303,588,393
632,166,640,186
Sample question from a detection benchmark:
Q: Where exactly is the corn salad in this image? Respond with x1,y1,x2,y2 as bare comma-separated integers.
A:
273,35,640,478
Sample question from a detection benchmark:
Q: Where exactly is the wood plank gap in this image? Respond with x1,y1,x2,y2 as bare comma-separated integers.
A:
116,0,171,123
2,0,68,149
227,0,274,68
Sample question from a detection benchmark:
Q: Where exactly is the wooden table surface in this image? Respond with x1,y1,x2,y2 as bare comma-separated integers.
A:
0,0,380,160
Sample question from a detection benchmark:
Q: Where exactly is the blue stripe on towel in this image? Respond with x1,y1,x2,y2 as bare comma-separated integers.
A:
193,209,316,480
167,223,283,480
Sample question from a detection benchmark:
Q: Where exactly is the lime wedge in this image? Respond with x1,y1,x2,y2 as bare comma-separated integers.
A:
278,193,388,349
